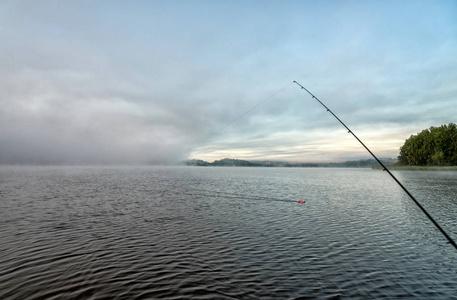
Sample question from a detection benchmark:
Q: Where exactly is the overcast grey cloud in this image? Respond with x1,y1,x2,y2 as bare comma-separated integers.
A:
1,0,456,164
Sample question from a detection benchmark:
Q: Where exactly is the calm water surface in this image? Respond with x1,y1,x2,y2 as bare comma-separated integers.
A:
1,166,456,299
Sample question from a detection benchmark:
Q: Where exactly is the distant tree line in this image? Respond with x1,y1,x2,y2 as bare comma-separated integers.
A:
186,158,396,168
398,123,457,166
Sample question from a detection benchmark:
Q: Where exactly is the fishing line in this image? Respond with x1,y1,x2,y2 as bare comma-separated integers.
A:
183,189,295,203
293,80,457,250
189,82,294,153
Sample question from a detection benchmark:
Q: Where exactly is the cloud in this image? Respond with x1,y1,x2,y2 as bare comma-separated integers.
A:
1,1,456,164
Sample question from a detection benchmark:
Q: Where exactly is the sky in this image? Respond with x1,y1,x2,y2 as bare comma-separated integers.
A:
1,0,456,165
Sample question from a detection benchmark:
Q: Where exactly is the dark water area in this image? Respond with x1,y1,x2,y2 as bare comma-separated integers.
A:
1,166,456,299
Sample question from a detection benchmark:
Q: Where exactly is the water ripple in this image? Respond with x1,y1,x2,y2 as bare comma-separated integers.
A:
1,166,456,299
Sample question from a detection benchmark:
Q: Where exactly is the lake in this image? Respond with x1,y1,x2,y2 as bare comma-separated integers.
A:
1,166,456,299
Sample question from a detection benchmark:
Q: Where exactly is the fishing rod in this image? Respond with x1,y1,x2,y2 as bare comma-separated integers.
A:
293,80,457,250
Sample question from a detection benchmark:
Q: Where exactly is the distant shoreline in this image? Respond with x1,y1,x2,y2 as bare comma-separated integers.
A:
187,158,457,170
186,158,397,168
372,165,457,171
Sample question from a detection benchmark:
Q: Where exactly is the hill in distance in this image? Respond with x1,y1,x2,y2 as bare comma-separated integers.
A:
185,158,397,168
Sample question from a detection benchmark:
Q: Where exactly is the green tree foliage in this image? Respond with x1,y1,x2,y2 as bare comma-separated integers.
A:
398,123,457,166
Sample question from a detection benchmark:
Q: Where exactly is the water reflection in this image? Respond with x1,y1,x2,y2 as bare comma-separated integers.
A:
0,166,456,299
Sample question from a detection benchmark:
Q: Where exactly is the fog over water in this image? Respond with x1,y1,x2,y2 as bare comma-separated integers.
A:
1,1,456,165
